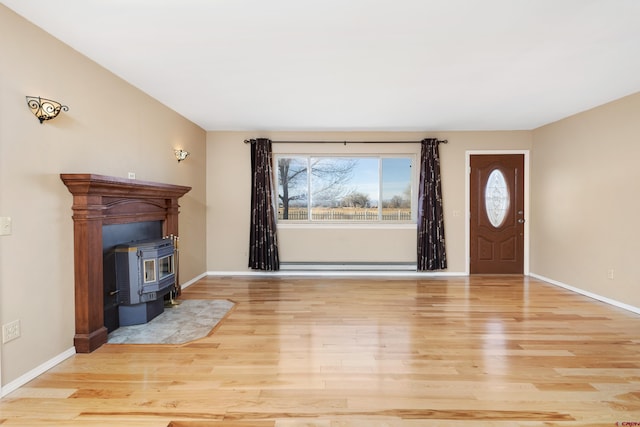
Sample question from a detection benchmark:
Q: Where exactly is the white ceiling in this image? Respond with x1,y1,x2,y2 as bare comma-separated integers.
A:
3,0,640,131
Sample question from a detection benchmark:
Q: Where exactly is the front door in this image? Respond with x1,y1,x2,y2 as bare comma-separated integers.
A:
470,154,525,274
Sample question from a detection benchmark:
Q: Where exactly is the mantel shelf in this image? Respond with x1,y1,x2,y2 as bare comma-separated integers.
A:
61,173,191,353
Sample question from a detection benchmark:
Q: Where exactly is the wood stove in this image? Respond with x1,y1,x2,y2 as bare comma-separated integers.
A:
105,237,176,327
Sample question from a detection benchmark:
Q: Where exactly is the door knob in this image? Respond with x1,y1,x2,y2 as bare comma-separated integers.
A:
518,219,525,224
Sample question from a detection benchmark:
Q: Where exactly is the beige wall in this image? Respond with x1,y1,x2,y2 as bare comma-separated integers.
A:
530,92,640,307
206,131,531,273
0,6,207,387
4,0,638,396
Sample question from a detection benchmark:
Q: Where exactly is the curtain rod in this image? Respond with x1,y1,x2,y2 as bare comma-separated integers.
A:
244,139,447,145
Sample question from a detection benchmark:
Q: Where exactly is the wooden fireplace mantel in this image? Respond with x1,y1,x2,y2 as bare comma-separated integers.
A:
61,174,191,353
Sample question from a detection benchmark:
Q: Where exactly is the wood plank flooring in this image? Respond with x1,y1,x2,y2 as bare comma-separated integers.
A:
1,275,640,426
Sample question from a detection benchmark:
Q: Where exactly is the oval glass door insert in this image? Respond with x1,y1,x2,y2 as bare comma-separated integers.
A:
485,169,509,227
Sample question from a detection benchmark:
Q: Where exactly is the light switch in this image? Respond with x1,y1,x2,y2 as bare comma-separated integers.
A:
0,217,12,236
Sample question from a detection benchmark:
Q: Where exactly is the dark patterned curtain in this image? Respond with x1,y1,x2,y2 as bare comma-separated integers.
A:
417,138,447,271
248,138,280,271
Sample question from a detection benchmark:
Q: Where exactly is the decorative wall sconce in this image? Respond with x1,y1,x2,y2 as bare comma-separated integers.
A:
174,149,190,162
26,96,69,123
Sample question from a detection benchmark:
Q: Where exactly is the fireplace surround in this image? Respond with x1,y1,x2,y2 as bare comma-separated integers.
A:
61,174,191,353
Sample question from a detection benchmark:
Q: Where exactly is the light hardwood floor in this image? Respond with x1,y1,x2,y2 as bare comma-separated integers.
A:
1,275,639,426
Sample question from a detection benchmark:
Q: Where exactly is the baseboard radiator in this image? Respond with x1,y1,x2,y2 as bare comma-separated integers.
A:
279,262,417,271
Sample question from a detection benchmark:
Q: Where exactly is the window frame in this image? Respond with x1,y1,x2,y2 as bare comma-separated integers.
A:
273,153,418,225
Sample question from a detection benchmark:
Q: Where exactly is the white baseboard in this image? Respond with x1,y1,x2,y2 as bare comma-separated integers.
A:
180,272,208,289
530,273,640,315
207,270,466,277
1,347,76,398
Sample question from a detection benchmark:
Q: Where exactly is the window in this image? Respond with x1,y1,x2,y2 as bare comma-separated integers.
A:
143,259,156,283
275,155,415,222
485,169,509,228
158,254,174,279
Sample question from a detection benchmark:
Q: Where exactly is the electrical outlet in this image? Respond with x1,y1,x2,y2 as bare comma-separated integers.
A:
128,172,136,179
3,320,20,343
607,269,615,280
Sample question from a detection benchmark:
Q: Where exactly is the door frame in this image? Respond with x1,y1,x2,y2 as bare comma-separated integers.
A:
465,150,530,275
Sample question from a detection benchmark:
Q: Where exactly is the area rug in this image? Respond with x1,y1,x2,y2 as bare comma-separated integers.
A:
107,299,234,345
